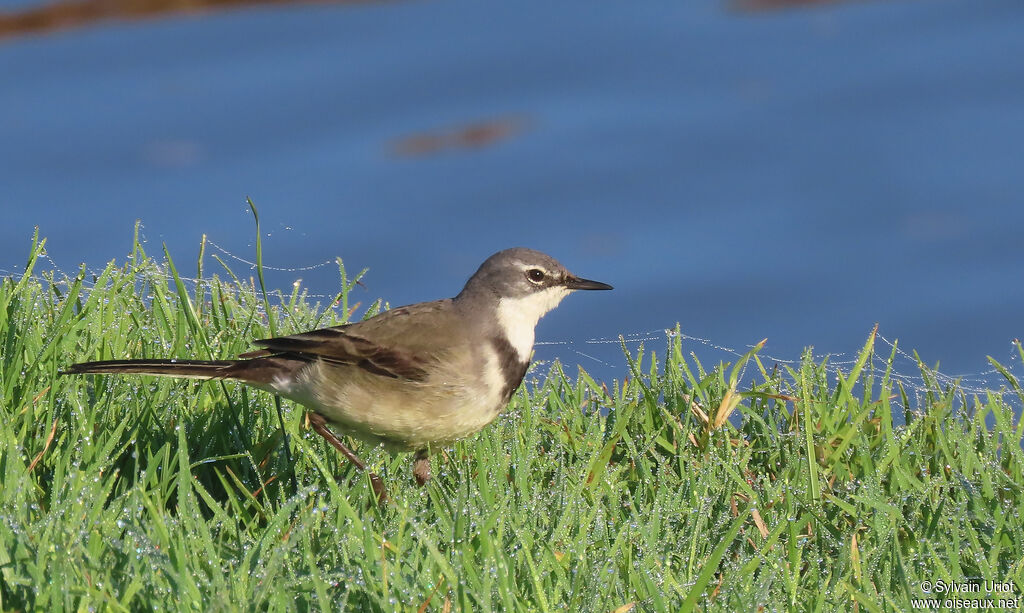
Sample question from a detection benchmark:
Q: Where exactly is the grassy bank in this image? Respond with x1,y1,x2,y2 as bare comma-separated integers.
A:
1,233,1023,612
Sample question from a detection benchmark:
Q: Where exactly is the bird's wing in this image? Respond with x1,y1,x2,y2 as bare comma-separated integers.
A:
242,299,463,382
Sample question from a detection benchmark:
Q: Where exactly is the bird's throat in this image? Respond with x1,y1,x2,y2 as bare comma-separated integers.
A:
494,287,571,361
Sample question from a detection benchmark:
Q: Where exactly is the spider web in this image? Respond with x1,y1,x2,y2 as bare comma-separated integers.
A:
5,236,1021,417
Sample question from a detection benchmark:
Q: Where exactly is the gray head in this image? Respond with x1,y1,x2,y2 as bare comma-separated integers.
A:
456,248,612,360
457,247,612,301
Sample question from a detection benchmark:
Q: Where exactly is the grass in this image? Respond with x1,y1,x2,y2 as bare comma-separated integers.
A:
2,230,1023,612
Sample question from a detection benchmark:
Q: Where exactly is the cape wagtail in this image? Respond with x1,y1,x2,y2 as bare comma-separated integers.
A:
64,247,612,501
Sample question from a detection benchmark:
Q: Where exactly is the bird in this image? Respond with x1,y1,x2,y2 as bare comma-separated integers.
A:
63,247,612,501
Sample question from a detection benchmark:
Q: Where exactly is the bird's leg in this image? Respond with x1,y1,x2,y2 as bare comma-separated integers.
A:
307,412,387,503
413,449,431,486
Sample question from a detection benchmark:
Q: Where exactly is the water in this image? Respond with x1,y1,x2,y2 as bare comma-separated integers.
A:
2,0,1022,383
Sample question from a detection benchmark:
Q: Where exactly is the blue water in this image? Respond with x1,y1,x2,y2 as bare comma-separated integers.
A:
2,0,1022,383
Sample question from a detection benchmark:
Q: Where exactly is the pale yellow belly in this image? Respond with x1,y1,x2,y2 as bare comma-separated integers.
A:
280,357,508,450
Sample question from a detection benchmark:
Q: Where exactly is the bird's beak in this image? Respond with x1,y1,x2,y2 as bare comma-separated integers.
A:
564,275,613,291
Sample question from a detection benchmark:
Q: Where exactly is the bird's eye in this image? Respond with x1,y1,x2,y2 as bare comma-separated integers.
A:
526,269,545,283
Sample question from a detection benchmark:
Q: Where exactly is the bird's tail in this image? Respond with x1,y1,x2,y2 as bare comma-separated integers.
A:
63,354,310,389
62,359,240,380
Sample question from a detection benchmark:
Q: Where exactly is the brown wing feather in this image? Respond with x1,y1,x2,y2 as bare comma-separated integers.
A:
246,301,461,382
252,329,430,381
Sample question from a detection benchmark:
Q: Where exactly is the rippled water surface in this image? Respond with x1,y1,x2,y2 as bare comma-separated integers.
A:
2,0,1022,380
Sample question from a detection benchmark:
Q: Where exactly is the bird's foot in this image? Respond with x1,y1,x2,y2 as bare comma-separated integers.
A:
368,473,388,505
413,449,431,486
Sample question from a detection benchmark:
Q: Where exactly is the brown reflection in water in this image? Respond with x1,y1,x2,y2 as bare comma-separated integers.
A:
0,0,396,41
0,0,862,42
390,116,531,157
